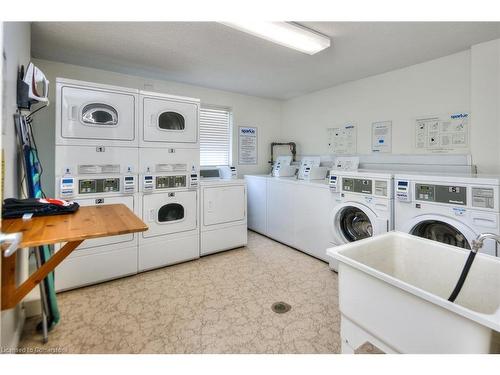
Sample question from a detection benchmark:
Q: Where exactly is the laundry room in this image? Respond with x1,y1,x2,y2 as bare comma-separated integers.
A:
1,1,500,373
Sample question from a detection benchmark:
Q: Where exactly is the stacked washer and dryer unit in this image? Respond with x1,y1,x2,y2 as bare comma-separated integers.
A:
54,78,201,290
138,91,200,272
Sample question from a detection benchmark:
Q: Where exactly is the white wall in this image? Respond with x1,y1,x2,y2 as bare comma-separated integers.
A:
1,21,31,350
281,51,472,157
471,39,500,174
31,59,282,196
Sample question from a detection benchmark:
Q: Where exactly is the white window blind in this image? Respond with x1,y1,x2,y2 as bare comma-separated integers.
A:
200,106,232,166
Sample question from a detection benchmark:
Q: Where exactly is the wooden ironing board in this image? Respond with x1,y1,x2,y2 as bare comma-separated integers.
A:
1,204,148,310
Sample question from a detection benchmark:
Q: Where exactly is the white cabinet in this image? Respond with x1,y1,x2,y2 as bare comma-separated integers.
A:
245,176,268,234
266,179,296,246
294,184,332,261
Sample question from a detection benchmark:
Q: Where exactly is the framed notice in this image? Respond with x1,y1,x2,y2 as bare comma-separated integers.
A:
238,126,258,165
415,112,469,152
371,121,392,153
327,123,357,154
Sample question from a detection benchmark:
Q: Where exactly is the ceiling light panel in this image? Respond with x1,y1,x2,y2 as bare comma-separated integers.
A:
220,22,331,55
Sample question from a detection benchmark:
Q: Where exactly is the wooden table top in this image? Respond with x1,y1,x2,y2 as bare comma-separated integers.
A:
1,204,148,249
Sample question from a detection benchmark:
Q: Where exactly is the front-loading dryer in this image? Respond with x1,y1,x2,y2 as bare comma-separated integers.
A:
56,78,139,147
139,91,200,148
138,149,200,271
395,173,500,257
142,190,197,238
328,170,394,271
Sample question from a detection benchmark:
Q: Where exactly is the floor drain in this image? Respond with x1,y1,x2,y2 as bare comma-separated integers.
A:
271,301,291,314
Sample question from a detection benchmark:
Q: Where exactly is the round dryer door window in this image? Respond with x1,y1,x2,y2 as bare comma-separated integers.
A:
158,112,185,131
339,206,373,242
82,103,118,126
158,203,185,222
411,220,471,249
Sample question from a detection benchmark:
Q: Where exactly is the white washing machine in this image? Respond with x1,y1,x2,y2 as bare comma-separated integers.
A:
54,147,140,291
138,149,200,271
56,78,139,147
139,90,199,148
395,173,500,257
200,167,247,255
328,170,394,271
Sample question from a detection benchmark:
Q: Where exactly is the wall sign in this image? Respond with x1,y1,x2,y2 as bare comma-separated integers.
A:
415,112,469,152
238,126,258,165
327,123,357,154
371,121,392,153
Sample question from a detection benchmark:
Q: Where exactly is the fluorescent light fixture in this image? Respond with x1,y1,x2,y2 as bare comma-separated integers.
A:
220,22,331,55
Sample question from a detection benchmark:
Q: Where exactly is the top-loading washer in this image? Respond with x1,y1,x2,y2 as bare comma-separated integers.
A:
395,173,500,257
56,78,138,147
139,90,199,148
328,170,394,270
200,166,247,255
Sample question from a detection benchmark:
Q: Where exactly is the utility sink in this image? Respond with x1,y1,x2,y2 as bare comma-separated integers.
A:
326,231,500,354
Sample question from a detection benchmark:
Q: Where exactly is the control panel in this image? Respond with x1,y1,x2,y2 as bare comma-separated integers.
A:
472,187,494,209
220,166,237,179
342,177,372,194
395,179,411,202
374,180,388,197
143,175,154,193
79,178,120,194
329,174,339,192
415,183,466,205
60,177,75,198
415,184,435,202
123,175,136,194
190,172,199,188
142,172,199,193
156,175,186,189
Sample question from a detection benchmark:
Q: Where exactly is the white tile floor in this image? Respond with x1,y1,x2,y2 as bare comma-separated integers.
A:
20,231,340,353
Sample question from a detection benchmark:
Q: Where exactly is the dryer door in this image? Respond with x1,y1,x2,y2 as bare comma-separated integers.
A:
60,85,136,142
142,190,197,238
142,96,198,144
331,202,387,244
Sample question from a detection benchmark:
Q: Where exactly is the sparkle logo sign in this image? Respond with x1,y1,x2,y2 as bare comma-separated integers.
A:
238,127,258,165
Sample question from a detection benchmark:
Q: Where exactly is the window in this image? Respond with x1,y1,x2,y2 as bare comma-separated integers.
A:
200,106,232,166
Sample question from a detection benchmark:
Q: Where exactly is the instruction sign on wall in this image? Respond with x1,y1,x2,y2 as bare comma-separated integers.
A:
327,123,357,154
371,121,392,153
238,126,258,165
415,112,469,152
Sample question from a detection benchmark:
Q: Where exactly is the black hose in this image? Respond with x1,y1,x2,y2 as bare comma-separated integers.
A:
448,251,477,302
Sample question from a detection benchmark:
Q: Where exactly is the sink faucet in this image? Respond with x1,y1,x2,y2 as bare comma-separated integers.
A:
471,233,500,253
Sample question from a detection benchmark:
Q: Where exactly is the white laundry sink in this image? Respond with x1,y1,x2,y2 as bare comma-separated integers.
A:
327,231,500,354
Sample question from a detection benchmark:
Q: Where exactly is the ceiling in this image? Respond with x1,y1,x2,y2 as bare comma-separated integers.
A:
31,22,500,100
